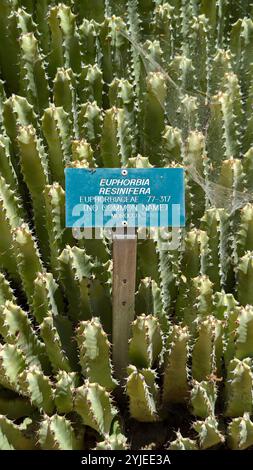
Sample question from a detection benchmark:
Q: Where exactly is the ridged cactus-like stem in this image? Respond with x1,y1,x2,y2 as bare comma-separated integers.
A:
227,413,253,450
74,381,118,436
235,305,253,360
135,278,169,333
76,318,117,390
169,432,198,450
48,5,81,78
55,371,78,414
128,314,163,369
184,131,208,227
0,415,35,450
0,273,16,305
19,366,55,415
162,125,183,165
141,72,167,165
0,344,26,392
40,316,73,373
190,380,217,418
192,316,223,381
224,358,253,417
12,224,44,305
193,416,224,449
237,251,253,306
0,135,19,191
0,176,24,277
19,32,50,114
0,394,35,421
38,414,82,450
180,229,208,279
79,18,99,66
58,245,93,322
100,107,132,167
79,64,103,108
44,183,72,277
201,208,232,291
42,107,71,187
126,365,159,422
0,301,49,372
78,101,103,161
32,272,62,323
153,3,174,64
53,68,79,138
95,432,128,450
175,274,213,330
17,125,49,261
237,204,253,258
162,325,189,405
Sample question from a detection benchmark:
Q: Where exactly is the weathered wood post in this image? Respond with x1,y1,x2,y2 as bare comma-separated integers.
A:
112,233,137,380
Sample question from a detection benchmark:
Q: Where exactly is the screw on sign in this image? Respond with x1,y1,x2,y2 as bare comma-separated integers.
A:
65,167,185,378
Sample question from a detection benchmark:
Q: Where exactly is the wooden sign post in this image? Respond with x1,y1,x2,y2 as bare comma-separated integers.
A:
65,167,185,381
112,234,137,380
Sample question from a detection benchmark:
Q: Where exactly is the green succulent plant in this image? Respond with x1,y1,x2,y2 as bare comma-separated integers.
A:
1,0,253,451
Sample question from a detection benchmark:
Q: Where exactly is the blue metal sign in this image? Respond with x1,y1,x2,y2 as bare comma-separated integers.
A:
65,168,185,228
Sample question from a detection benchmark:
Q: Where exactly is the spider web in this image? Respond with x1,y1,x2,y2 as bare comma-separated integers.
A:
120,29,253,216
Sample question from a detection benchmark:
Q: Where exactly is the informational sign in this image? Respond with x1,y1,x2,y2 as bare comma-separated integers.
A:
65,168,185,228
